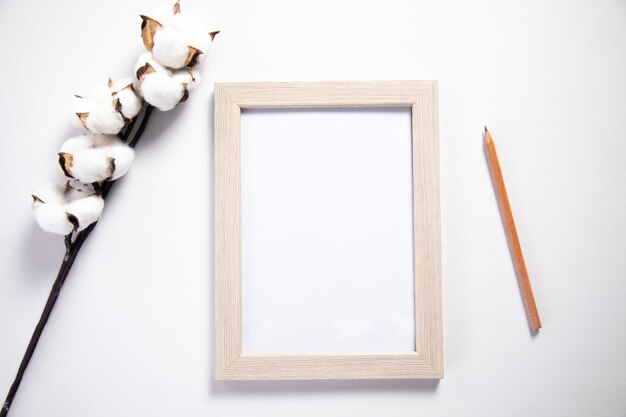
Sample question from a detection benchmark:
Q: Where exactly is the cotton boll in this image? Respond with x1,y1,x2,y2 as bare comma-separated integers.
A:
135,54,202,110
171,13,212,62
32,204,75,235
107,144,135,180
72,78,141,135
140,4,217,69
139,71,185,111
135,19,210,109
111,79,142,119
64,149,115,183
31,182,104,235
172,13,209,47
82,103,126,135
59,135,135,183
64,195,104,232
116,88,141,119
32,183,74,234
152,28,190,69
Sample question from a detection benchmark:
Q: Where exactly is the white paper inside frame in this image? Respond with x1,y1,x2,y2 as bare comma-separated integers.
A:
241,108,416,353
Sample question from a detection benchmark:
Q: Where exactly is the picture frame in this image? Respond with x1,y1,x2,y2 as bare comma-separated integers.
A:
214,81,442,380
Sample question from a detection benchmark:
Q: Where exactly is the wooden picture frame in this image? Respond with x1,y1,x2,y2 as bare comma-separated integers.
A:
214,81,442,380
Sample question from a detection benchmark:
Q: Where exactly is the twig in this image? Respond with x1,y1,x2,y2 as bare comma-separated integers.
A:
1,223,93,417
1,104,155,417
129,104,155,148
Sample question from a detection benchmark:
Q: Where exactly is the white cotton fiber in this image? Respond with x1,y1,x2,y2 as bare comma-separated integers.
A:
107,144,135,180
152,28,190,69
140,4,214,69
31,182,104,235
72,78,142,134
135,5,215,108
67,149,115,183
85,83,111,103
135,57,203,110
110,78,141,119
146,4,176,27
32,182,67,206
64,195,104,232
70,96,93,129
71,95,92,114
110,78,135,92
139,71,185,111
33,204,75,235
59,135,135,183
135,52,169,75
171,12,211,61
60,135,97,154
83,104,126,135
116,87,142,119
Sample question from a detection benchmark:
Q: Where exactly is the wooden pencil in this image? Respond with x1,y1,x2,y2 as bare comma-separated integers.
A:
484,127,541,331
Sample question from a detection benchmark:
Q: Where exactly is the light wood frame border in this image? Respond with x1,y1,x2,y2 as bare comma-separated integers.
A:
215,81,442,380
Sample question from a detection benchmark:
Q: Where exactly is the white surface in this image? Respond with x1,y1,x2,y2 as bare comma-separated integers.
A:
0,0,625,416
241,109,415,353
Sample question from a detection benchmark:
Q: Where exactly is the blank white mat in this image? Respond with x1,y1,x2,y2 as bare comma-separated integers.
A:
240,108,416,353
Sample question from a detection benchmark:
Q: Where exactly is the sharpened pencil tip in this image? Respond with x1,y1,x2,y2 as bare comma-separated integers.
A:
484,126,493,144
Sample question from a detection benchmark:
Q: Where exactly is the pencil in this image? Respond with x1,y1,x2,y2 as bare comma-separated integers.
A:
484,127,541,331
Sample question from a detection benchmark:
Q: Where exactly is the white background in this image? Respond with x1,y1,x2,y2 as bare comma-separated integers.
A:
0,0,625,416
241,108,415,353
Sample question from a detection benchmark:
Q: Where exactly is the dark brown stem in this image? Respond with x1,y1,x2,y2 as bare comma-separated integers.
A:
129,104,154,148
1,223,93,417
1,104,155,417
